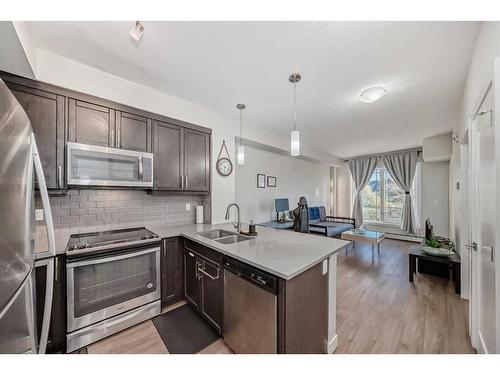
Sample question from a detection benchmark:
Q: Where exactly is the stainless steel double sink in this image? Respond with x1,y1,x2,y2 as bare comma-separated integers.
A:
198,229,251,245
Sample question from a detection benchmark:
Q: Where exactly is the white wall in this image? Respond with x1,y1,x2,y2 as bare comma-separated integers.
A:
450,22,500,245
421,161,450,237
0,22,34,78
235,145,330,223
334,164,351,218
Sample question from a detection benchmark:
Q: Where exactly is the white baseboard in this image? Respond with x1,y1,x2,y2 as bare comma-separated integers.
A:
326,334,338,354
477,331,488,354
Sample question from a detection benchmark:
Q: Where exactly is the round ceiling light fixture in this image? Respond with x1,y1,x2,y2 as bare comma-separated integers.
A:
360,86,387,104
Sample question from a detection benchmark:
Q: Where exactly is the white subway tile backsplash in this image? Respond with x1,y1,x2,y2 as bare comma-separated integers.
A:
37,189,210,228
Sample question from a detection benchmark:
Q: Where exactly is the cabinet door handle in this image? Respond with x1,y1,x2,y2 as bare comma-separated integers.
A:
181,175,184,190
198,263,220,280
58,165,62,188
185,176,188,190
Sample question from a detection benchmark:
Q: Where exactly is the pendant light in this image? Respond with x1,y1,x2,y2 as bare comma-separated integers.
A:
289,73,301,156
237,104,246,165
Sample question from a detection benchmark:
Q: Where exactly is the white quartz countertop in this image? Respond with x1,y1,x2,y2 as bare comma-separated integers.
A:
35,221,349,280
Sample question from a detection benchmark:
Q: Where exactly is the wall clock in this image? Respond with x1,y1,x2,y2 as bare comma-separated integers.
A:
216,140,233,176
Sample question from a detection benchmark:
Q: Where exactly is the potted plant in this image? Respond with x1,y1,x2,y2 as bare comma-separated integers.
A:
421,235,454,257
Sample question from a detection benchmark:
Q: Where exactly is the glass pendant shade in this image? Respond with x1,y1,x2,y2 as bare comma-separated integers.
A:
291,130,300,156
237,145,245,165
236,103,246,165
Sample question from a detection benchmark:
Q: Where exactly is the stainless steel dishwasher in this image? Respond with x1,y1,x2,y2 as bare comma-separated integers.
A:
223,256,278,354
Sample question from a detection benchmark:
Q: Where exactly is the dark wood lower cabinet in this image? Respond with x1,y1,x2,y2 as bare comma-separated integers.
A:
278,262,328,354
183,239,223,334
184,249,201,310
35,255,66,354
160,237,184,307
198,259,223,333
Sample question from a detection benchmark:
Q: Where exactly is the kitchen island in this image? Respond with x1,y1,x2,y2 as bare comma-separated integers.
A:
35,222,349,354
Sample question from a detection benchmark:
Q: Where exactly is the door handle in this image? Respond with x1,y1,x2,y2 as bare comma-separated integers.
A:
58,165,62,187
185,176,188,190
465,242,478,252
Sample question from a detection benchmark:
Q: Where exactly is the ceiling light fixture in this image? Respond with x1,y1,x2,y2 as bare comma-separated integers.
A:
129,21,144,41
360,86,387,104
289,73,301,156
237,104,246,165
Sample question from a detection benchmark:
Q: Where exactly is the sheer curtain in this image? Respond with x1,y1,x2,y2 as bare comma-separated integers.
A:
382,151,419,234
411,162,422,234
348,156,377,228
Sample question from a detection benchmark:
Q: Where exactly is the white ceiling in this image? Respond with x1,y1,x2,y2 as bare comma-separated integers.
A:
21,21,479,159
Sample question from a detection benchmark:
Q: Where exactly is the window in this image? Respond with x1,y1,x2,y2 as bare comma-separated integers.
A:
359,167,405,225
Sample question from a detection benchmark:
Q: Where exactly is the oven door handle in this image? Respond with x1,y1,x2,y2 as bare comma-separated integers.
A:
67,247,160,268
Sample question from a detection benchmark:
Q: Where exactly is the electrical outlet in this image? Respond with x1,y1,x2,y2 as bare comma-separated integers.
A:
185,203,191,211
322,259,328,275
35,209,44,221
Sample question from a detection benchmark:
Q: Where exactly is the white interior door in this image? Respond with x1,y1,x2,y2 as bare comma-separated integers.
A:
460,132,470,301
470,83,496,354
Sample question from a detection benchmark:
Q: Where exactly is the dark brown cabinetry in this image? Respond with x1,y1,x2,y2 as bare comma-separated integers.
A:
1,70,211,193
184,129,210,192
116,111,151,152
68,99,116,147
35,256,66,353
153,122,211,193
153,121,184,190
160,237,184,307
5,81,65,189
183,239,223,333
184,249,202,310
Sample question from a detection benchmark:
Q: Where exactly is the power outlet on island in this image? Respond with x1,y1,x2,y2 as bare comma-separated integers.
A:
185,203,191,211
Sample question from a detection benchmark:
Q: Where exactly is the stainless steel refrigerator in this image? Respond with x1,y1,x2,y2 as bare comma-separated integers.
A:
0,79,56,354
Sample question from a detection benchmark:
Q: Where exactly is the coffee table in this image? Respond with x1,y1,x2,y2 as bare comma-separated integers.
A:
341,230,385,256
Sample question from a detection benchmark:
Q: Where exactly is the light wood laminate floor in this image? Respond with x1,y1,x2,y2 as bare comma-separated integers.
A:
87,239,474,354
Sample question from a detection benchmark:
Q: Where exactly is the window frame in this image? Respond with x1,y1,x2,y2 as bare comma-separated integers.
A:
359,167,404,226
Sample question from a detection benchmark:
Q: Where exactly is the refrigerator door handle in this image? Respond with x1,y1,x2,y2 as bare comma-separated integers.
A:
32,133,55,354
32,133,56,257
36,258,54,354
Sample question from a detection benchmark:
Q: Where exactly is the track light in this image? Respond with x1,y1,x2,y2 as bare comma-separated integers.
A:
130,21,144,41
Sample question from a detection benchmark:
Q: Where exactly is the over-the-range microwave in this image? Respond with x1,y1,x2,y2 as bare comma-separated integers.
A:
66,142,153,188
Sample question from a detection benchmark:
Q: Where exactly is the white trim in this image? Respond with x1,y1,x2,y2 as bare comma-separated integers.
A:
326,334,338,354
327,255,338,354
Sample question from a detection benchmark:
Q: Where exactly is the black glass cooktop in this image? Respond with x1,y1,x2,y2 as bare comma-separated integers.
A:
66,227,159,252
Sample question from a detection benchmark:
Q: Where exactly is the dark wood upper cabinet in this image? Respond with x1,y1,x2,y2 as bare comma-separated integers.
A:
153,120,184,190
1,70,211,193
184,129,210,192
6,82,65,189
161,237,184,307
68,99,115,147
152,123,210,193
116,111,151,152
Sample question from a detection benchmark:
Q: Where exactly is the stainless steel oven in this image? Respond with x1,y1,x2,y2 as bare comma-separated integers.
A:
66,243,160,352
66,142,153,188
